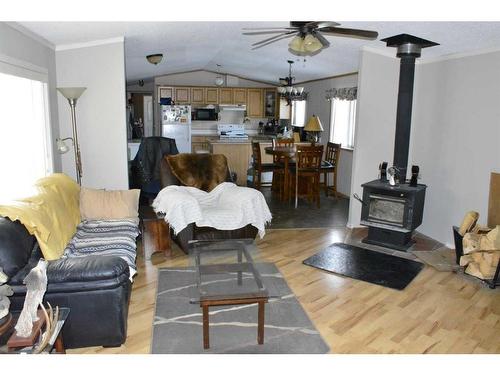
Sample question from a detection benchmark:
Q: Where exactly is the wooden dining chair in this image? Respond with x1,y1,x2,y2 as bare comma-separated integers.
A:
272,138,295,199
251,141,281,190
289,145,324,208
320,142,341,199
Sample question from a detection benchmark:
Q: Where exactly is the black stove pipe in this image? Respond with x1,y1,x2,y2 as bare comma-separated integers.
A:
381,34,439,183
393,55,417,182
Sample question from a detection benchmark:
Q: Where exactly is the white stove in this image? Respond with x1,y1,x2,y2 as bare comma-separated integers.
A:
217,124,248,139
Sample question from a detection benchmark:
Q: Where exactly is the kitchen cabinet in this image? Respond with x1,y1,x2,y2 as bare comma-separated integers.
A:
175,87,190,103
205,88,219,104
264,89,278,117
191,87,205,104
247,89,264,118
158,86,174,102
219,88,234,104
233,88,247,105
192,135,218,153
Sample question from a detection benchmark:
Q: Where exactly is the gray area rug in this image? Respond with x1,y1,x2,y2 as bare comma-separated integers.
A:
151,263,329,354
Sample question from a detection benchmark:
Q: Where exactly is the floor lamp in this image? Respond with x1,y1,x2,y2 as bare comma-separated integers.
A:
56,87,86,185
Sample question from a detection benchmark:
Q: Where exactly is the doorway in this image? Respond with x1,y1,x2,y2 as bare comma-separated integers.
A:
128,92,153,139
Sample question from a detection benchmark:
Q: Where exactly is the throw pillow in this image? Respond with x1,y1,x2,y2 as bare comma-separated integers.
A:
80,188,140,220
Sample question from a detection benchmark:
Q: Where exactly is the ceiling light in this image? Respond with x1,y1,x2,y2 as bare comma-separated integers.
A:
303,34,323,53
277,60,307,105
288,35,306,53
146,54,163,65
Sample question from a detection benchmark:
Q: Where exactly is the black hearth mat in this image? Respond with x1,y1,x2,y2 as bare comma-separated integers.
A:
303,243,424,290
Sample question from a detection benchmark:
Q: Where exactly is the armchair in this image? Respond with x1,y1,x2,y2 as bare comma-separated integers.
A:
159,154,258,253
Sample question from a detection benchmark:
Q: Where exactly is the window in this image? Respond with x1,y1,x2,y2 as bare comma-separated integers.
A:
0,59,52,203
291,100,306,127
329,98,357,149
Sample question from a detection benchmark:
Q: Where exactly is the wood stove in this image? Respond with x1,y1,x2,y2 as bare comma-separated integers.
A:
361,180,426,251
359,34,438,251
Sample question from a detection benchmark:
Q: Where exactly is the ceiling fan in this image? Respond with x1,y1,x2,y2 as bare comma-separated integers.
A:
242,21,378,56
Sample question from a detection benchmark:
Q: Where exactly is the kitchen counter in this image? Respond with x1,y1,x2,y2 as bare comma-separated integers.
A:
208,136,276,144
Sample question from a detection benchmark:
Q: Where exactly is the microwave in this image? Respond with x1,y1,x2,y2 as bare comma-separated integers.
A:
193,107,218,121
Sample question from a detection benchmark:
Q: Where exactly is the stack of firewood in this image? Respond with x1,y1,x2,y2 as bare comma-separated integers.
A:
459,211,500,279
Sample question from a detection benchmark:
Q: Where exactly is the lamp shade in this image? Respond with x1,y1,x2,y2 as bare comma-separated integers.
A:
56,138,70,154
304,115,324,132
57,87,86,100
303,34,323,53
288,35,306,53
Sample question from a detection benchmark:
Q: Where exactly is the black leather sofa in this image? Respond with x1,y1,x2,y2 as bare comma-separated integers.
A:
0,217,131,349
158,154,258,253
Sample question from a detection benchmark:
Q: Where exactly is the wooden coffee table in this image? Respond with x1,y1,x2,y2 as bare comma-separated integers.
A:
189,240,270,349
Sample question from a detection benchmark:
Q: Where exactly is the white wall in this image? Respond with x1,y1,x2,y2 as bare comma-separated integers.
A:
56,41,129,190
410,50,500,246
349,47,500,247
348,49,400,228
302,73,359,197
0,23,61,172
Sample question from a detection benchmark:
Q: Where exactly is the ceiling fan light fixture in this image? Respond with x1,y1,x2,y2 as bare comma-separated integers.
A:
288,35,306,53
146,54,163,65
303,34,323,53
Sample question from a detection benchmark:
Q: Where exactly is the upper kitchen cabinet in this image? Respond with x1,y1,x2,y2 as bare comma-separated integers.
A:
233,88,247,105
175,87,190,103
158,86,174,102
247,88,264,118
191,87,205,104
219,88,234,104
205,88,219,104
264,89,278,117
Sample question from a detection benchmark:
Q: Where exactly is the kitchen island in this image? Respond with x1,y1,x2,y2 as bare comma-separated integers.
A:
209,137,275,186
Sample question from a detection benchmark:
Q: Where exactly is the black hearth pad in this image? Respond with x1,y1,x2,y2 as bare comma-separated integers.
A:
303,243,424,290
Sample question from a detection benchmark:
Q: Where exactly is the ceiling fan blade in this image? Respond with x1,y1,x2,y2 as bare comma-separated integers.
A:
251,31,297,46
242,27,297,30
243,30,292,36
305,21,340,29
314,32,331,48
321,27,378,39
251,34,296,50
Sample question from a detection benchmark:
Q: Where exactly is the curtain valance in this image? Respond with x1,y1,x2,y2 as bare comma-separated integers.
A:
325,87,357,101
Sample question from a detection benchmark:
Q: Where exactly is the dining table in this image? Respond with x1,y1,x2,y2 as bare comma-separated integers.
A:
264,144,298,205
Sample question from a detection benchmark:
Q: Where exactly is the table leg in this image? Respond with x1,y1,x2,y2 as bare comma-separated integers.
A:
54,334,66,354
237,247,243,286
257,301,265,345
283,157,289,202
202,304,210,349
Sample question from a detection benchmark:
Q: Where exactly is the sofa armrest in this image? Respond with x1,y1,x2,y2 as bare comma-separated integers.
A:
47,255,129,284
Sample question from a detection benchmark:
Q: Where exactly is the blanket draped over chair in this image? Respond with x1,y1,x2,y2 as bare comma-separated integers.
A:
152,182,272,238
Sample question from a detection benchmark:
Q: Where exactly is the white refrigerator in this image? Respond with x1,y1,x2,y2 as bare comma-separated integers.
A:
161,105,191,153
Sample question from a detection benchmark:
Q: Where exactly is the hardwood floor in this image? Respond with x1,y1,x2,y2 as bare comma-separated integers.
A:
68,228,500,354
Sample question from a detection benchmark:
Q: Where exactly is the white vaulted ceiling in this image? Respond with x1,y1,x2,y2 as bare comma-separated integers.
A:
17,21,500,84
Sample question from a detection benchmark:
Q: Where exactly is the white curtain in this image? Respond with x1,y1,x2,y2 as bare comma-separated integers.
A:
329,98,357,149
0,66,52,203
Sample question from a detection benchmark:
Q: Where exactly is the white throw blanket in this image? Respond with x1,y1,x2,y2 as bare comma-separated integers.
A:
152,182,272,238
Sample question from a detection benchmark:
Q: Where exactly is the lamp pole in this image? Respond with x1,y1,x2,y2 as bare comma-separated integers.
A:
68,98,82,185
57,87,86,186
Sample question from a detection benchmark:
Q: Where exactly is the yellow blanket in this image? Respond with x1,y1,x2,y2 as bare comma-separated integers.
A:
0,174,81,260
